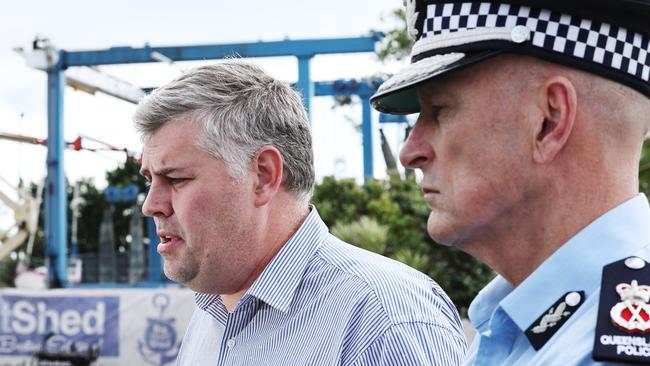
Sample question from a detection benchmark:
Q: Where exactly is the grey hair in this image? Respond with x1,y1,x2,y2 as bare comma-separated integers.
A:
133,60,314,201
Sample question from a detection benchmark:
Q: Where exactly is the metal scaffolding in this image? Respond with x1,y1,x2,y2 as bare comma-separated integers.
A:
21,33,390,287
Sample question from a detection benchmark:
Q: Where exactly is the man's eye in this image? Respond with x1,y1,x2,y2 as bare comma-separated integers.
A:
168,178,187,185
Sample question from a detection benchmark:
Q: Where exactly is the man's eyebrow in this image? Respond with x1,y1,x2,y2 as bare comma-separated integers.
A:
141,167,188,177
154,167,178,176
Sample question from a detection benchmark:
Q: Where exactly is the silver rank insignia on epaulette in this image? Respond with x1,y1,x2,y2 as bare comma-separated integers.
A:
594,256,650,363
525,291,585,350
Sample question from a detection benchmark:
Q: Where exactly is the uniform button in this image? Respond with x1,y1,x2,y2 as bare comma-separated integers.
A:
226,338,236,349
565,292,581,307
624,256,645,270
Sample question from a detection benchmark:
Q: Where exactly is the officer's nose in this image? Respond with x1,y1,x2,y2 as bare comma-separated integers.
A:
399,117,434,170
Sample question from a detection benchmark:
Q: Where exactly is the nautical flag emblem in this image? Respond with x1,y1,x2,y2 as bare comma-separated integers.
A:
137,293,181,365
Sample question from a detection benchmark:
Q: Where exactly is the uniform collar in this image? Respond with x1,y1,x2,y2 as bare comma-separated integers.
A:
245,205,329,313
469,193,650,332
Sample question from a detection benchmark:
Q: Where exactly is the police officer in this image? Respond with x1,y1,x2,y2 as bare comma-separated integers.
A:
371,0,650,364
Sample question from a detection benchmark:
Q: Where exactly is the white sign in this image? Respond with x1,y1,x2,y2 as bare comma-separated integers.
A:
0,287,195,365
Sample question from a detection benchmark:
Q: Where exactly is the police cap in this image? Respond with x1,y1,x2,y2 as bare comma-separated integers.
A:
371,0,650,114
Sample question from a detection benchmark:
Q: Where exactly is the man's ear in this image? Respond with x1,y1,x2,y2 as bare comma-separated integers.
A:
533,76,578,164
252,146,283,207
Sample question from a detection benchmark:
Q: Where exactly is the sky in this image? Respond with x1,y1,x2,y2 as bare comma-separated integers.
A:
0,0,413,202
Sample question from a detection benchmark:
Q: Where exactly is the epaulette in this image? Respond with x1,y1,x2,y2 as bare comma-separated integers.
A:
593,256,650,364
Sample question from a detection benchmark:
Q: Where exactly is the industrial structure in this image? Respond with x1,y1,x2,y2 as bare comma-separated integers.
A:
11,33,412,288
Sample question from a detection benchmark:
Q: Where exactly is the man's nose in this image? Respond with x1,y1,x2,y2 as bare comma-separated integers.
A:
142,182,172,218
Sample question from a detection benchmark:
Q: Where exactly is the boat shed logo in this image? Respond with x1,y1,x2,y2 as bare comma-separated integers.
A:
138,293,180,365
0,295,119,356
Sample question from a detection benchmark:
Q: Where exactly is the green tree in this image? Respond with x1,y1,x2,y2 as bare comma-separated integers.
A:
640,139,650,196
105,158,148,257
66,158,147,261
0,159,147,286
375,8,413,62
312,174,494,314
332,216,388,254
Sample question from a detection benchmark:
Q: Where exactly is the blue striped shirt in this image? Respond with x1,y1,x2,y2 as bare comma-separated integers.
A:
176,207,467,365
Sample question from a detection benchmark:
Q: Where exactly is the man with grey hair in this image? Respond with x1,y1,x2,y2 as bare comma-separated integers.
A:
372,0,650,364
135,60,467,365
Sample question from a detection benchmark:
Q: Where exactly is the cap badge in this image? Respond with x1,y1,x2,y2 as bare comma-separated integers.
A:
510,25,530,44
404,0,419,40
610,280,650,333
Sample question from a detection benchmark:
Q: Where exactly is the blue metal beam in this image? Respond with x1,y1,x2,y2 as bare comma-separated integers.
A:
296,57,313,120
45,52,67,287
314,79,382,98
360,96,374,179
379,113,408,123
146,216,163,282
62,33,383,67
313,79,384,180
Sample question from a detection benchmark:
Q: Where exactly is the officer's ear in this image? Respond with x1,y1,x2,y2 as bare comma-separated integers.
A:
251,145,283,207
532,76,577,164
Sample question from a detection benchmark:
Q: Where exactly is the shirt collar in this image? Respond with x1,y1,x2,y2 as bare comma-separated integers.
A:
468,276,513,331
469,193,650,332
245,205,329,313
194,206,329,315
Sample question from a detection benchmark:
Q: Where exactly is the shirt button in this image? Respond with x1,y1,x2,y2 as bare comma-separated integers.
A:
226,338,236,349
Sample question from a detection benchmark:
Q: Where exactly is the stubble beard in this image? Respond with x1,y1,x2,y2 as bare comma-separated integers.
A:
163,249,200,285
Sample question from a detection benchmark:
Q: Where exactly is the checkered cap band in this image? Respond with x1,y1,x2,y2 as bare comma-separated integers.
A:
416,2,650,83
